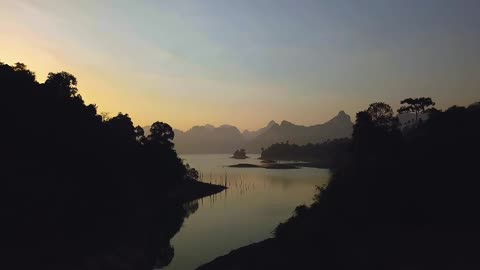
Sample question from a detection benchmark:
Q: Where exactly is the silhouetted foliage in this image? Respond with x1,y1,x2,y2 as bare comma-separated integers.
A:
0,62,214,270
45,71,80,99
149,121,175,146
134,125,146,144
260,138,351,167
184,163,200,180
200,99,480,270
352,102,402,160
271,100,480,269
398,97,436,123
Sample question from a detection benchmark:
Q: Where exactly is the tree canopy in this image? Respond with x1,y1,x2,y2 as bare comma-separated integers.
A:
268,99,480,270
398,97,436,123
1,61,199,269
149,121,175,146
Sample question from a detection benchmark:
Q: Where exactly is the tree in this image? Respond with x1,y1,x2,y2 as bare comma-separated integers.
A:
149,121,175,146
366,102,399,131
13,62,28,71
100,112,111,122
353,102,401,158
13,62,36,78
104,113,137,144
134,125,146,144
398,97,435,123
44,71,79,99
85,104,98,117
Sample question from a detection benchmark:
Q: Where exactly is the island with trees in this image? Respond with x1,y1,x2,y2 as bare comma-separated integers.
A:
231,149,249,159
260,138,351,168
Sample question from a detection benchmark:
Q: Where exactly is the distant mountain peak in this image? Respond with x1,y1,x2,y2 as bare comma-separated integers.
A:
219,124,236,129
242,120,279,140
173,111,353,153
328,110,351,123
267,120,278,127
280,120,295,127
246,111,353,152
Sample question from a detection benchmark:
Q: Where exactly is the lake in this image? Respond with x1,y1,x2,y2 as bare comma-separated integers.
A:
164,154,331,270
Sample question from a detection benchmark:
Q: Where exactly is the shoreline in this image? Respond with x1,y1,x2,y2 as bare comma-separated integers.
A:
228,162,330,169
196,238,279,270
168,180,227,203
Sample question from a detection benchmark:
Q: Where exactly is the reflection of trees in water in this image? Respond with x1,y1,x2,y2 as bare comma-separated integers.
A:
6,199,199,270
193,172,329,212
146,200,199,269
88,200,200,270
197,170,328,196
183,200,200,219
102,200,198,270
264,174,329,191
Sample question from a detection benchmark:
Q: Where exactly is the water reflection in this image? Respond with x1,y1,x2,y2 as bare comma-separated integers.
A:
6,198,198,270
78,200,201,270
165,154,330,270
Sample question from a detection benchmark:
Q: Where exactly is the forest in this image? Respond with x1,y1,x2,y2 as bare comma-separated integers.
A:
260,138,351,167
3,60,480,270
1,62,217,270
199,99,480,269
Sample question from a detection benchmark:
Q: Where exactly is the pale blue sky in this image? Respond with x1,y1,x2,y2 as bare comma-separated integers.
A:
1,0,479,130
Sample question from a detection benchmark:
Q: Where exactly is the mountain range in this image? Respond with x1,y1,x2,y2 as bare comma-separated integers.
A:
143,111,354,154
247,111,353,152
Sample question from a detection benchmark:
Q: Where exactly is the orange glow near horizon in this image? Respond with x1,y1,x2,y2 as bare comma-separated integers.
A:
1,0,479,131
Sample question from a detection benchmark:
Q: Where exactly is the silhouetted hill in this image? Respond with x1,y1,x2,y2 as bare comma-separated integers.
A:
246,111,353,152
242,120,278,140
147,112,353,154
173,124,246,154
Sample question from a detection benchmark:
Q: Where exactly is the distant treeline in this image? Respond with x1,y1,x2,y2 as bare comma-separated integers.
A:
199,99,480,270
1,62,200,269
260,138,351,166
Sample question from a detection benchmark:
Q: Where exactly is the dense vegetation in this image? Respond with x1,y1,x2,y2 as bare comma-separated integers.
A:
0,62,205,269
260,138,351,166
199,100,480,270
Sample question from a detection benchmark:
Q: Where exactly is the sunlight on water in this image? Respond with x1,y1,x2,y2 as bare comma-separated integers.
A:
164,154,330,270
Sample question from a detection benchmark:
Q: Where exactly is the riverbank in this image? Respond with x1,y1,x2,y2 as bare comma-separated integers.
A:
167,154,330,270
196,238,299,270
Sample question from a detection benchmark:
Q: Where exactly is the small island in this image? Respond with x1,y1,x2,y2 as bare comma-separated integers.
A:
231,149,249,159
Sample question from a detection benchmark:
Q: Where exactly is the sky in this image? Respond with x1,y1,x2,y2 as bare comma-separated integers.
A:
1,0,479,131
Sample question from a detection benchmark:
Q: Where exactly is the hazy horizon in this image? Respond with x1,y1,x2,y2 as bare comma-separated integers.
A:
147,111,348,132
1,0,479,131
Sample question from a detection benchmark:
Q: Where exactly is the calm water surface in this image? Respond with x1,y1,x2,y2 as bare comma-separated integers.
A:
164,154,330,270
